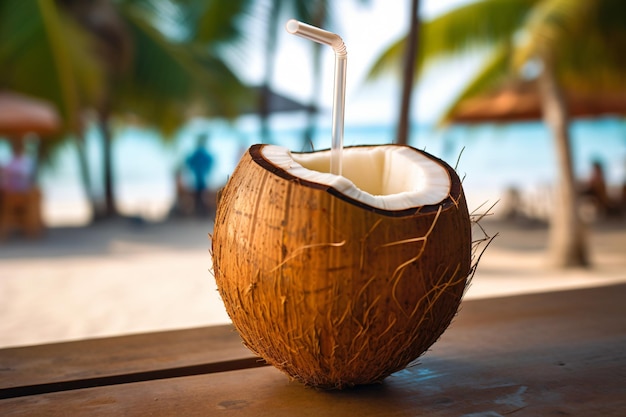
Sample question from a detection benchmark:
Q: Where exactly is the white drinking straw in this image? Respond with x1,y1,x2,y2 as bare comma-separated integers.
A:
286,19,347,176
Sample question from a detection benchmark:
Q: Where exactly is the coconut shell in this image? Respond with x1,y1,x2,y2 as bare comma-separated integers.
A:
211,144,471,389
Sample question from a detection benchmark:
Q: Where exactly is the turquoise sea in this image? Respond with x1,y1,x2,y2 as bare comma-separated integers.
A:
3,116,625,226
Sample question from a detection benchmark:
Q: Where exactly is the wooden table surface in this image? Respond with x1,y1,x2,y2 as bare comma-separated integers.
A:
1,283,625,416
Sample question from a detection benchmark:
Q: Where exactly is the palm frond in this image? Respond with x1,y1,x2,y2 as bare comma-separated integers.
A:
513,0,626,91
366,37,404,81
513,0,594,67
420,0,538,58
554,34,626,93
189,0,254,45
0,0,105,129
439,44,513,125
113,5,202,133
367,0,539,81
189,46,251,118
114,2,248,134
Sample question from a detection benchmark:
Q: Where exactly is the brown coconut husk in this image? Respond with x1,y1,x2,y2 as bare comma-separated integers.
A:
211,144,473,389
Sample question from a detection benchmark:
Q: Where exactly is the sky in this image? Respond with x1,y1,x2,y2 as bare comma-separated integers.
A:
237,0,476,126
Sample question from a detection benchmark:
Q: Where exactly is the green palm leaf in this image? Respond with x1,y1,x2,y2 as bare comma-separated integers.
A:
0,0,104,131
369,0,626,115
368,0,540,80
185,0,254,45
515,0,626,92
439,44,512,125
112,2,248,135
512,0,595,67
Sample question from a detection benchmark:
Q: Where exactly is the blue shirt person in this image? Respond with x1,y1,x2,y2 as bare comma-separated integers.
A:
185,134,214,216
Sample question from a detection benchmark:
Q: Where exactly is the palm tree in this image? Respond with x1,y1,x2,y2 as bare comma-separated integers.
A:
0,0,107,213
255,0,316,145
1,0,251,219
62,0,250,217
0,0,106,133
396,0,421,146
368,0,626,268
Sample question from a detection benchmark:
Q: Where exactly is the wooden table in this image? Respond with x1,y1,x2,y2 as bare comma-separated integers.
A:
1,284,625,416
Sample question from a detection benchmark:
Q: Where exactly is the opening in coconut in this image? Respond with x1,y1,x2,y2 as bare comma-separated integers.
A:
260,145,451,211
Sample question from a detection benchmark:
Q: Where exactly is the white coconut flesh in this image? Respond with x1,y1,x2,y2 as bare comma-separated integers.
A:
261,145,451,211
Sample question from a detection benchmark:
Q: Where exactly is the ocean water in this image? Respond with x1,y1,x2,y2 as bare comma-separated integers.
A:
3,117,625,226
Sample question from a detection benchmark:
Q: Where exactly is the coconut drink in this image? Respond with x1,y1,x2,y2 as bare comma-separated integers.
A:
212,143,471,389
211,21,472,389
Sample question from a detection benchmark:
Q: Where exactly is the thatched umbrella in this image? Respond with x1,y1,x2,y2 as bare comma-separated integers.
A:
445,80,626,124
445,79,626,224
0,91,61,137
0,91,55,236
247,86,315,116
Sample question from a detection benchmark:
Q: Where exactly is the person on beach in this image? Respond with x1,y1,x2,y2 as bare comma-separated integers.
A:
580,159,615,218
185,133,214,217
0,139,36,193
0,138,43,238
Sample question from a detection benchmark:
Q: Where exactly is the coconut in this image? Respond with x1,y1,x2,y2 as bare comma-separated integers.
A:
211,143,472,389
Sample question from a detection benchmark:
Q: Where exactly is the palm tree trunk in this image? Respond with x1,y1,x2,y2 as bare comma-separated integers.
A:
539,61,589,268
99,107,117,218
73,133,97,219
301,43,320,151
396,0,421,146
259,0,282,144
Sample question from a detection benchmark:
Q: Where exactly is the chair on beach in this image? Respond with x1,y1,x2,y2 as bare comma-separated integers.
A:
0,188,44,239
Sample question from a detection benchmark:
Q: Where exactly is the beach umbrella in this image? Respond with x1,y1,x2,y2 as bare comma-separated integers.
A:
0,91,61,137
445,80,626,124
244,86,316,116
186,87,315,119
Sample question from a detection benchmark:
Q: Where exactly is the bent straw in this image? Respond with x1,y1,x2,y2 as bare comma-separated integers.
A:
286,19,347,176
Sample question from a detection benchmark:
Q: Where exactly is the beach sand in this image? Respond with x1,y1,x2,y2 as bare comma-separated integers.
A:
1,216,625,349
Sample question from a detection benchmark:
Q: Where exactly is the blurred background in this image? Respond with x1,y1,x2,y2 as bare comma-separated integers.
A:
1,0,625,226
1,0,625,347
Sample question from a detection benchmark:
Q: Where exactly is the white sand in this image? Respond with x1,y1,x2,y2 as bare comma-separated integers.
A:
1,217,625,348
